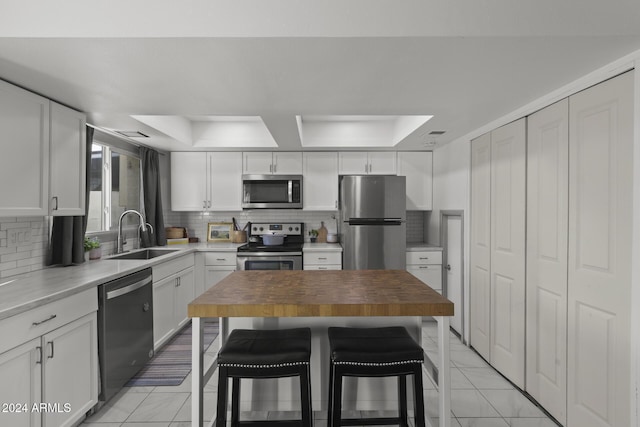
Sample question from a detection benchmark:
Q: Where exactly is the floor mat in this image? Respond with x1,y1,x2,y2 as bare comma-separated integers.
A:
125,319,219,387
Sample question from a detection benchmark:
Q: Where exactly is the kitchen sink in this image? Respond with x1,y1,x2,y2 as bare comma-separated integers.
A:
108,249,178,260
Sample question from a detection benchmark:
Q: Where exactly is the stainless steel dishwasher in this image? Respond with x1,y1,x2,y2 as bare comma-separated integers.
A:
98,268,154,401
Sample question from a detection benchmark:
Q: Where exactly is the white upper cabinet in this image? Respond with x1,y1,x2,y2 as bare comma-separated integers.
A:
0,80,50,217
171,152,242,211
209,152,242,211
397,151,433,210
0,81,87,217
171,152,208,211
303,152,338,210
338,152,396,175
243,152,302,175
49,102,86,216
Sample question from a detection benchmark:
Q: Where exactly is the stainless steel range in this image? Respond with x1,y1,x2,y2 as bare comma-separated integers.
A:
236,222,304,270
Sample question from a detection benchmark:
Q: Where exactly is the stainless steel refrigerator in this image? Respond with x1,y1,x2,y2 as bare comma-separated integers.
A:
340,175,407,270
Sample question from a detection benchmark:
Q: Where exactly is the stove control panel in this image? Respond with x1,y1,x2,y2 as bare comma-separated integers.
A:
250,223,303,236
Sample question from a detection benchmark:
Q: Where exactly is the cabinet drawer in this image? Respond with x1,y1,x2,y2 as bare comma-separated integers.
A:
0,288,97,355
406,251,442,265
303,265,342,271
204,252,237,266
304,252,342,265
153,254,195,282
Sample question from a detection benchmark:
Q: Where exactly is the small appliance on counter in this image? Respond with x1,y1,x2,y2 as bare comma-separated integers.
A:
236,222,304,270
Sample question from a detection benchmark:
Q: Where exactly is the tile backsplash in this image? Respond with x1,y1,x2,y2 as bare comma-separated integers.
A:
0,217,48,280
0,210,425,280
166,210,426,243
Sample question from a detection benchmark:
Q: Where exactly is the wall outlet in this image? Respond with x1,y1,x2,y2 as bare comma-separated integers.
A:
7,228,31,247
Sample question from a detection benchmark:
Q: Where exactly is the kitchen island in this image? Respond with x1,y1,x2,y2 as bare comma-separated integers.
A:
188,269,454,427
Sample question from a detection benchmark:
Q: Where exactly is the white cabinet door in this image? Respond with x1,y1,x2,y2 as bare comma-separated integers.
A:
407,265,442,293
303,152,338,210
526,99,568,424
490,118,526,389
174,268,195,330
153,274,177,350
0,338,41,427
367,152,396,175
171,152,208,211
338,152,369,175
567,71,633,427
0,80,49,217
397,151,432,210
469,132,492,361
204,267,234,291
273,152,302,174
42,313,98,427
243,152,273,174
209,152,242,210
49,102,86,216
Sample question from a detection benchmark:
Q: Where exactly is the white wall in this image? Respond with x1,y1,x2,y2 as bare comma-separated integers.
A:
429,138,471,342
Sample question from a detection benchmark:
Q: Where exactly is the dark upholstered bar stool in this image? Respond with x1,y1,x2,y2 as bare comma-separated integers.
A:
327,326,425,427
216,328,313,427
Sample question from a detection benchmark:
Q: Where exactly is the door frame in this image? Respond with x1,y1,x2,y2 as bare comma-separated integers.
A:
440,210,465,344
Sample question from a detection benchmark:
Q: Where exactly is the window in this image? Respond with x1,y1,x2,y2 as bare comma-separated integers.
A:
87,143,141,233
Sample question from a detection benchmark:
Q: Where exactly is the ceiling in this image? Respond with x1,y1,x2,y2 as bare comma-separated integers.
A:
1,1,639,152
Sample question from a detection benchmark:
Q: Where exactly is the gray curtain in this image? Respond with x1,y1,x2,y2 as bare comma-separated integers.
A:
47,126,94,266
140,147,166,246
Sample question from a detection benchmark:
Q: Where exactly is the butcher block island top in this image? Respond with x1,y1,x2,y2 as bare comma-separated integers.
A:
188,269,454,318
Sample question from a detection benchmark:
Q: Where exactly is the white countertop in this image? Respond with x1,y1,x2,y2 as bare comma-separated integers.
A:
302,243,343,252
0,243,247,321
406,243,443,251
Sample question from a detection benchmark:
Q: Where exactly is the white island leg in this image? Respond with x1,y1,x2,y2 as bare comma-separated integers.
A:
192,317,204,427
436,316,451,427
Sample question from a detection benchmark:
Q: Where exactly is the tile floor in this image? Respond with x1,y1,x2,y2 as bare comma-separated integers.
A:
81,322,560,427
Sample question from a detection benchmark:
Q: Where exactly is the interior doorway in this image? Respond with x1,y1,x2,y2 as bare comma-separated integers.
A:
440,210,464,341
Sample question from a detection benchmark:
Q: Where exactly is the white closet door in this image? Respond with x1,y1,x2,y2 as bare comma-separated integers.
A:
526,99,568,424
490,118,526,388
567,71,633,427
469,132,492,360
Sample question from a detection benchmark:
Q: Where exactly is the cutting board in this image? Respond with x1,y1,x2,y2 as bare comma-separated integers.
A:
317,222,328,243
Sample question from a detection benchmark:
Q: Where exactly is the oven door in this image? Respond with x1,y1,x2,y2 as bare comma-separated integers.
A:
237,253,302,271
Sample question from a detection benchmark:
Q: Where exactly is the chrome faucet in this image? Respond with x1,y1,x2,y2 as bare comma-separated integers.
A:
117,210,148,254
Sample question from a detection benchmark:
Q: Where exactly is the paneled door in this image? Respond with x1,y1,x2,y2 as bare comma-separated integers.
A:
526,99,568,424
443,213,464,336
490,118,526,389
567,71,633,427
469,132,492,360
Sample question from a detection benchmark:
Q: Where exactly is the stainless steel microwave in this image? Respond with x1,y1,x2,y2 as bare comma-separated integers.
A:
242,175,303,209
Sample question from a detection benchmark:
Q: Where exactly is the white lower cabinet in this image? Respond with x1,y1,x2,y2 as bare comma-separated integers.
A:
204,252,237,291
152,255,195,350
406,250,442,293
303,251,342,270
0,289,98,427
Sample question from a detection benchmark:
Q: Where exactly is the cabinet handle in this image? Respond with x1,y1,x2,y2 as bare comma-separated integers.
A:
335,200,338,209
47,341,54,359
32,314,57,326
216,258,226,261
364,163,368,173
176,277,181,287
203,200,207,209
36,346,42,364
419,266,430,269
318,257,327,260
274,163,277,173
318,267,327,270
270,164,273,173
419,257,429,260
52,196,59,210
369,163,372,173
